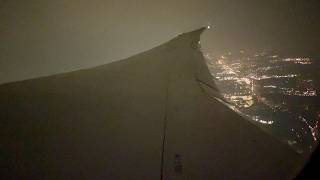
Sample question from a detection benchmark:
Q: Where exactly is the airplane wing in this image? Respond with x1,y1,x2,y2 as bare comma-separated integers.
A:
0,28,304,179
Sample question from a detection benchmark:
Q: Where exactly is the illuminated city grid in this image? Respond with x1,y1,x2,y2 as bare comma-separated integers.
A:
203,50,319,156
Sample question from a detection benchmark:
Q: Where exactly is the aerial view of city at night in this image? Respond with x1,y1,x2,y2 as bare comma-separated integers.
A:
204,50,319,156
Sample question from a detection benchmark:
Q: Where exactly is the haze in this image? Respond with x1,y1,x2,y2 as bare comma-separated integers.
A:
1,0,319,84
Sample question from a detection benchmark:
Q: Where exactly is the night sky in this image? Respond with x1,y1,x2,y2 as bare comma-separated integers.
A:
1,0,319,84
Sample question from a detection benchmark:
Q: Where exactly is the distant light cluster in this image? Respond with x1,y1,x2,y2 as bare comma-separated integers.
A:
280,88,317,97
283,58,312,65
252,116,274,125
249,74,298,80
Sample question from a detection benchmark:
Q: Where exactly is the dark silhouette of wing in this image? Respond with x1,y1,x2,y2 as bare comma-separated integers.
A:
0,28,303,179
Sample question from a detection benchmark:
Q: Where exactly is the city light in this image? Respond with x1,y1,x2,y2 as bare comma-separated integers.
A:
204,50,319,155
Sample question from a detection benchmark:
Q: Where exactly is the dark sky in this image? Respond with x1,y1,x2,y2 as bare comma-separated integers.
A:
1,0,319,83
